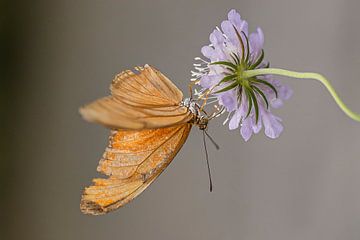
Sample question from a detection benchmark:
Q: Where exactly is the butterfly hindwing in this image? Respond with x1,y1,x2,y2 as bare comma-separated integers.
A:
80,124,192,215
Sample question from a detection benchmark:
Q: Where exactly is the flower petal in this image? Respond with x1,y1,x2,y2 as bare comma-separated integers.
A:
200,74,222,89
209,29,224,47
221,20,238,46
218,90,237,112
279,84,293,100
251,113,262,134
201,45,216,59
228,9,241,26
249,27,264,61
240,117,253,141
270,98,284,108
228,9,248,35
261,109,283,139
229,109,241,130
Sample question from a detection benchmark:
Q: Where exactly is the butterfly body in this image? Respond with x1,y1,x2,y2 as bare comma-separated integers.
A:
80,65,212,215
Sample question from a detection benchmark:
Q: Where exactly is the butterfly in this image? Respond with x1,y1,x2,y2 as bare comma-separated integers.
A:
80,64,222,215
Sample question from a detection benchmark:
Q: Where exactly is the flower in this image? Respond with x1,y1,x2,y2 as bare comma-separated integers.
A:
192,9,292,141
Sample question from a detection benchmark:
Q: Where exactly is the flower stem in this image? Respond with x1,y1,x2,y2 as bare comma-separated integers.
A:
243,68,360,122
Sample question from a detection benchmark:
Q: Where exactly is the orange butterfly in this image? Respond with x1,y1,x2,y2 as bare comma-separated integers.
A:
80,64,221,215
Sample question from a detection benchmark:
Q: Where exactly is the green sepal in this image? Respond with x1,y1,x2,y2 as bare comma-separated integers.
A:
251,78,278,98
233,25,245,63
251,85,269,109
225,67,235,72
230,52,240,65
249,49,264,70
210,61,237,71
244,88,253,119
219,74,237,84
214,81,239,94
245,86,259,124
237,87,243,106
241,31,250,63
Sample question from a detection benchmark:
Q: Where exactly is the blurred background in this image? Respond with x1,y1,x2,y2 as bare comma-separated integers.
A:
1,0,360,239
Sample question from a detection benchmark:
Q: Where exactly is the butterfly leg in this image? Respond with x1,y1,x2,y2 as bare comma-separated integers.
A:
208,105,225,120
188,81,198,99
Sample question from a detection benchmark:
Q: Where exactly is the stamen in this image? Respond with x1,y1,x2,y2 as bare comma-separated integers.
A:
194,88,207,97
205,96,219,99
205,99,219,106
191,71,202,76
195,67,207,71
223,111,232,125
194,57,209,63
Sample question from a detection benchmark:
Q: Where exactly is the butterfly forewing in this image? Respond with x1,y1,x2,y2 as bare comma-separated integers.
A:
80,65,192,129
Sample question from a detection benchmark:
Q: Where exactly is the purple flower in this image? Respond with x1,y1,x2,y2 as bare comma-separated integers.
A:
192,9,292,141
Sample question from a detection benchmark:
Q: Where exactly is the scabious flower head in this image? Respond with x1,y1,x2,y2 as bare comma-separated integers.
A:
192,9,292,141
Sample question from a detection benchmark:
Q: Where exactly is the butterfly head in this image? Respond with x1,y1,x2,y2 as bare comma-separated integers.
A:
181,98,209,130
196,116,209,130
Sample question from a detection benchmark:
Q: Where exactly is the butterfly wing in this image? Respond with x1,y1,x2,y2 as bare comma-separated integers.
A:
80,65,195,214
79,64,193,129
80,124,191,215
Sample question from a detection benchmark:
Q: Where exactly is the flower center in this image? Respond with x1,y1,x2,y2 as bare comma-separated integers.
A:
235,63,248,84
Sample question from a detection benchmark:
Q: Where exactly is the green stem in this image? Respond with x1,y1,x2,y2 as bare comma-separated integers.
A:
243,68,360,122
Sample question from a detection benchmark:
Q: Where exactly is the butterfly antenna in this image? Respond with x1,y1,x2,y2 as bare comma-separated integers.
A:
202,130,213,192
204,130,220,150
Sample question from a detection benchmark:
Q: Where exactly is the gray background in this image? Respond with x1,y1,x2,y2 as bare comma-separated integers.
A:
2,0,360,239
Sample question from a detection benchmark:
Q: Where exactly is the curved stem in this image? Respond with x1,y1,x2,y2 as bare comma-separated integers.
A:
243,68,360,122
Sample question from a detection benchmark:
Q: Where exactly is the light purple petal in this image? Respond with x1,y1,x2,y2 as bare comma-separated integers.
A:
229,109,241,130
279,84,293,100
200,75,222,89
261,109,283,139
209,29,225,47
228,9,248,35
221,20,238,46
270,98,284,108
201,46,215,59
251,113,262,134
240,117,253,141
228,9,242,26
238,93,248,117
218,90,237,112
208,64,225,75
208,30,228,60
266,76,293,103
249,27,264,61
